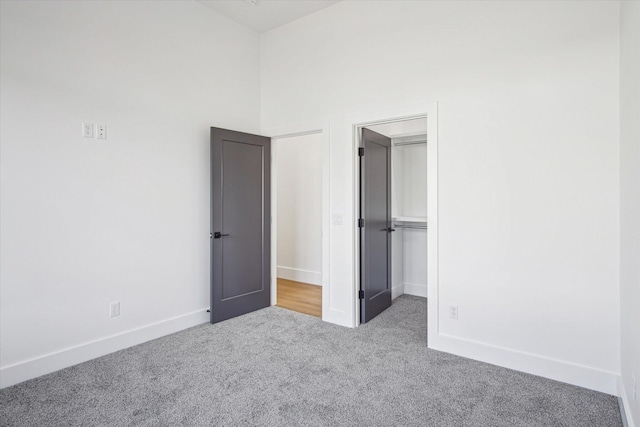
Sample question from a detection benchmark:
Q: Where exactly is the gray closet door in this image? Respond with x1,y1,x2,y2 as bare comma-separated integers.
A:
211,127,271,324
359,128,392,323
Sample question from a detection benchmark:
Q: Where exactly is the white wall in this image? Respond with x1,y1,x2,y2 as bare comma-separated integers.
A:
0,0,260,387
402,229,428,297
394,142,428,298
261,0,621,393
400,143,429,297
276,133,323,285
620,0,640,424
399,144,428,219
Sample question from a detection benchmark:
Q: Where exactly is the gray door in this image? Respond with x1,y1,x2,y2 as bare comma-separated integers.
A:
359,128,392,323
211,127,270,324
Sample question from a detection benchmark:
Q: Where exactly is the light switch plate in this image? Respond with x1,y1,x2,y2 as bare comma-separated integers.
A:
82,123,94,138
449,305,459,319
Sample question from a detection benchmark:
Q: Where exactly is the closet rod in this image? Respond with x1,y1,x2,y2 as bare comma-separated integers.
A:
394,225,428,230
394,140,427,147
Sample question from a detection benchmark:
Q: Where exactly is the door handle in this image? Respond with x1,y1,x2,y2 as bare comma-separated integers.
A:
379,228,396,232
213,232,230,239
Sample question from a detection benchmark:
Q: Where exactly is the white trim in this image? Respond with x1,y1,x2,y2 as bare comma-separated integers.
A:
403,282,428,298
429,332,619,395
265,121,330,322
276,266,322,286
0,308,209,389
321,124,331,322
392,283,405,299
425,104,439,341
619,376,636,427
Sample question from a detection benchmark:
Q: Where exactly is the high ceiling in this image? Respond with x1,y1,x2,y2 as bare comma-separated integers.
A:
196,0,340,34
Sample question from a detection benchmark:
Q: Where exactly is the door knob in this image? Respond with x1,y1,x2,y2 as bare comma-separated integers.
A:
214,232,230,239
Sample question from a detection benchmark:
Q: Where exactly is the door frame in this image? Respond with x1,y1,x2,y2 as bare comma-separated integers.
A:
350,103,438,339
264,121,331,321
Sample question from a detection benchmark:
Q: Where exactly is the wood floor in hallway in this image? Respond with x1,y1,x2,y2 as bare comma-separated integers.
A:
276,278,322,318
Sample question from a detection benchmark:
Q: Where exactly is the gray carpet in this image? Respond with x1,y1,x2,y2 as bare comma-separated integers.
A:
0,296,622,426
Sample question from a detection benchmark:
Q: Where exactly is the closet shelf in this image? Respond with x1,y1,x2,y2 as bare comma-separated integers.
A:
392,216,427,223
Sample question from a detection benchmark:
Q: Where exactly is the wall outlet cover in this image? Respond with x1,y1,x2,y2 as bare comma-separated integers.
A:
96,124,107,140
110,301,120,317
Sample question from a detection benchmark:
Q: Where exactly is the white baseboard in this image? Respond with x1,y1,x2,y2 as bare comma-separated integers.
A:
404,282,427,298
392,283,405,299
392,283,425,299
0,308,209,389
619,376,636,427
277,266,322,285
429,332,619,396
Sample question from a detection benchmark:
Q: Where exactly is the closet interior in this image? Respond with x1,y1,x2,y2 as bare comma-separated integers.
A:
367,118,428,300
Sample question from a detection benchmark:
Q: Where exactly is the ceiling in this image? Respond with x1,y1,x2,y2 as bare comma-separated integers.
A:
196,0,340,34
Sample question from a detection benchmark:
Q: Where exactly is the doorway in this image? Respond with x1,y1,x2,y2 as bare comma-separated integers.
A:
210,124,329,323
272,131,325,318
356,116,430,325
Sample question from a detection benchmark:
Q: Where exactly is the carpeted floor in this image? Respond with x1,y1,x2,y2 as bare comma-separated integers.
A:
0,296,622,426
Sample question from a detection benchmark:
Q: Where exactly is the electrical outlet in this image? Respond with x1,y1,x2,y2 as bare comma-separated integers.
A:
449,305,458,319
82,122,94,138
110,301,120,317
332,214,343,225
96,124,107,140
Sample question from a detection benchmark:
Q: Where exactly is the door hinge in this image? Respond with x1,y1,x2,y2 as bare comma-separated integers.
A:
359,290,364,299
358,147,364,157
358,218,364,228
